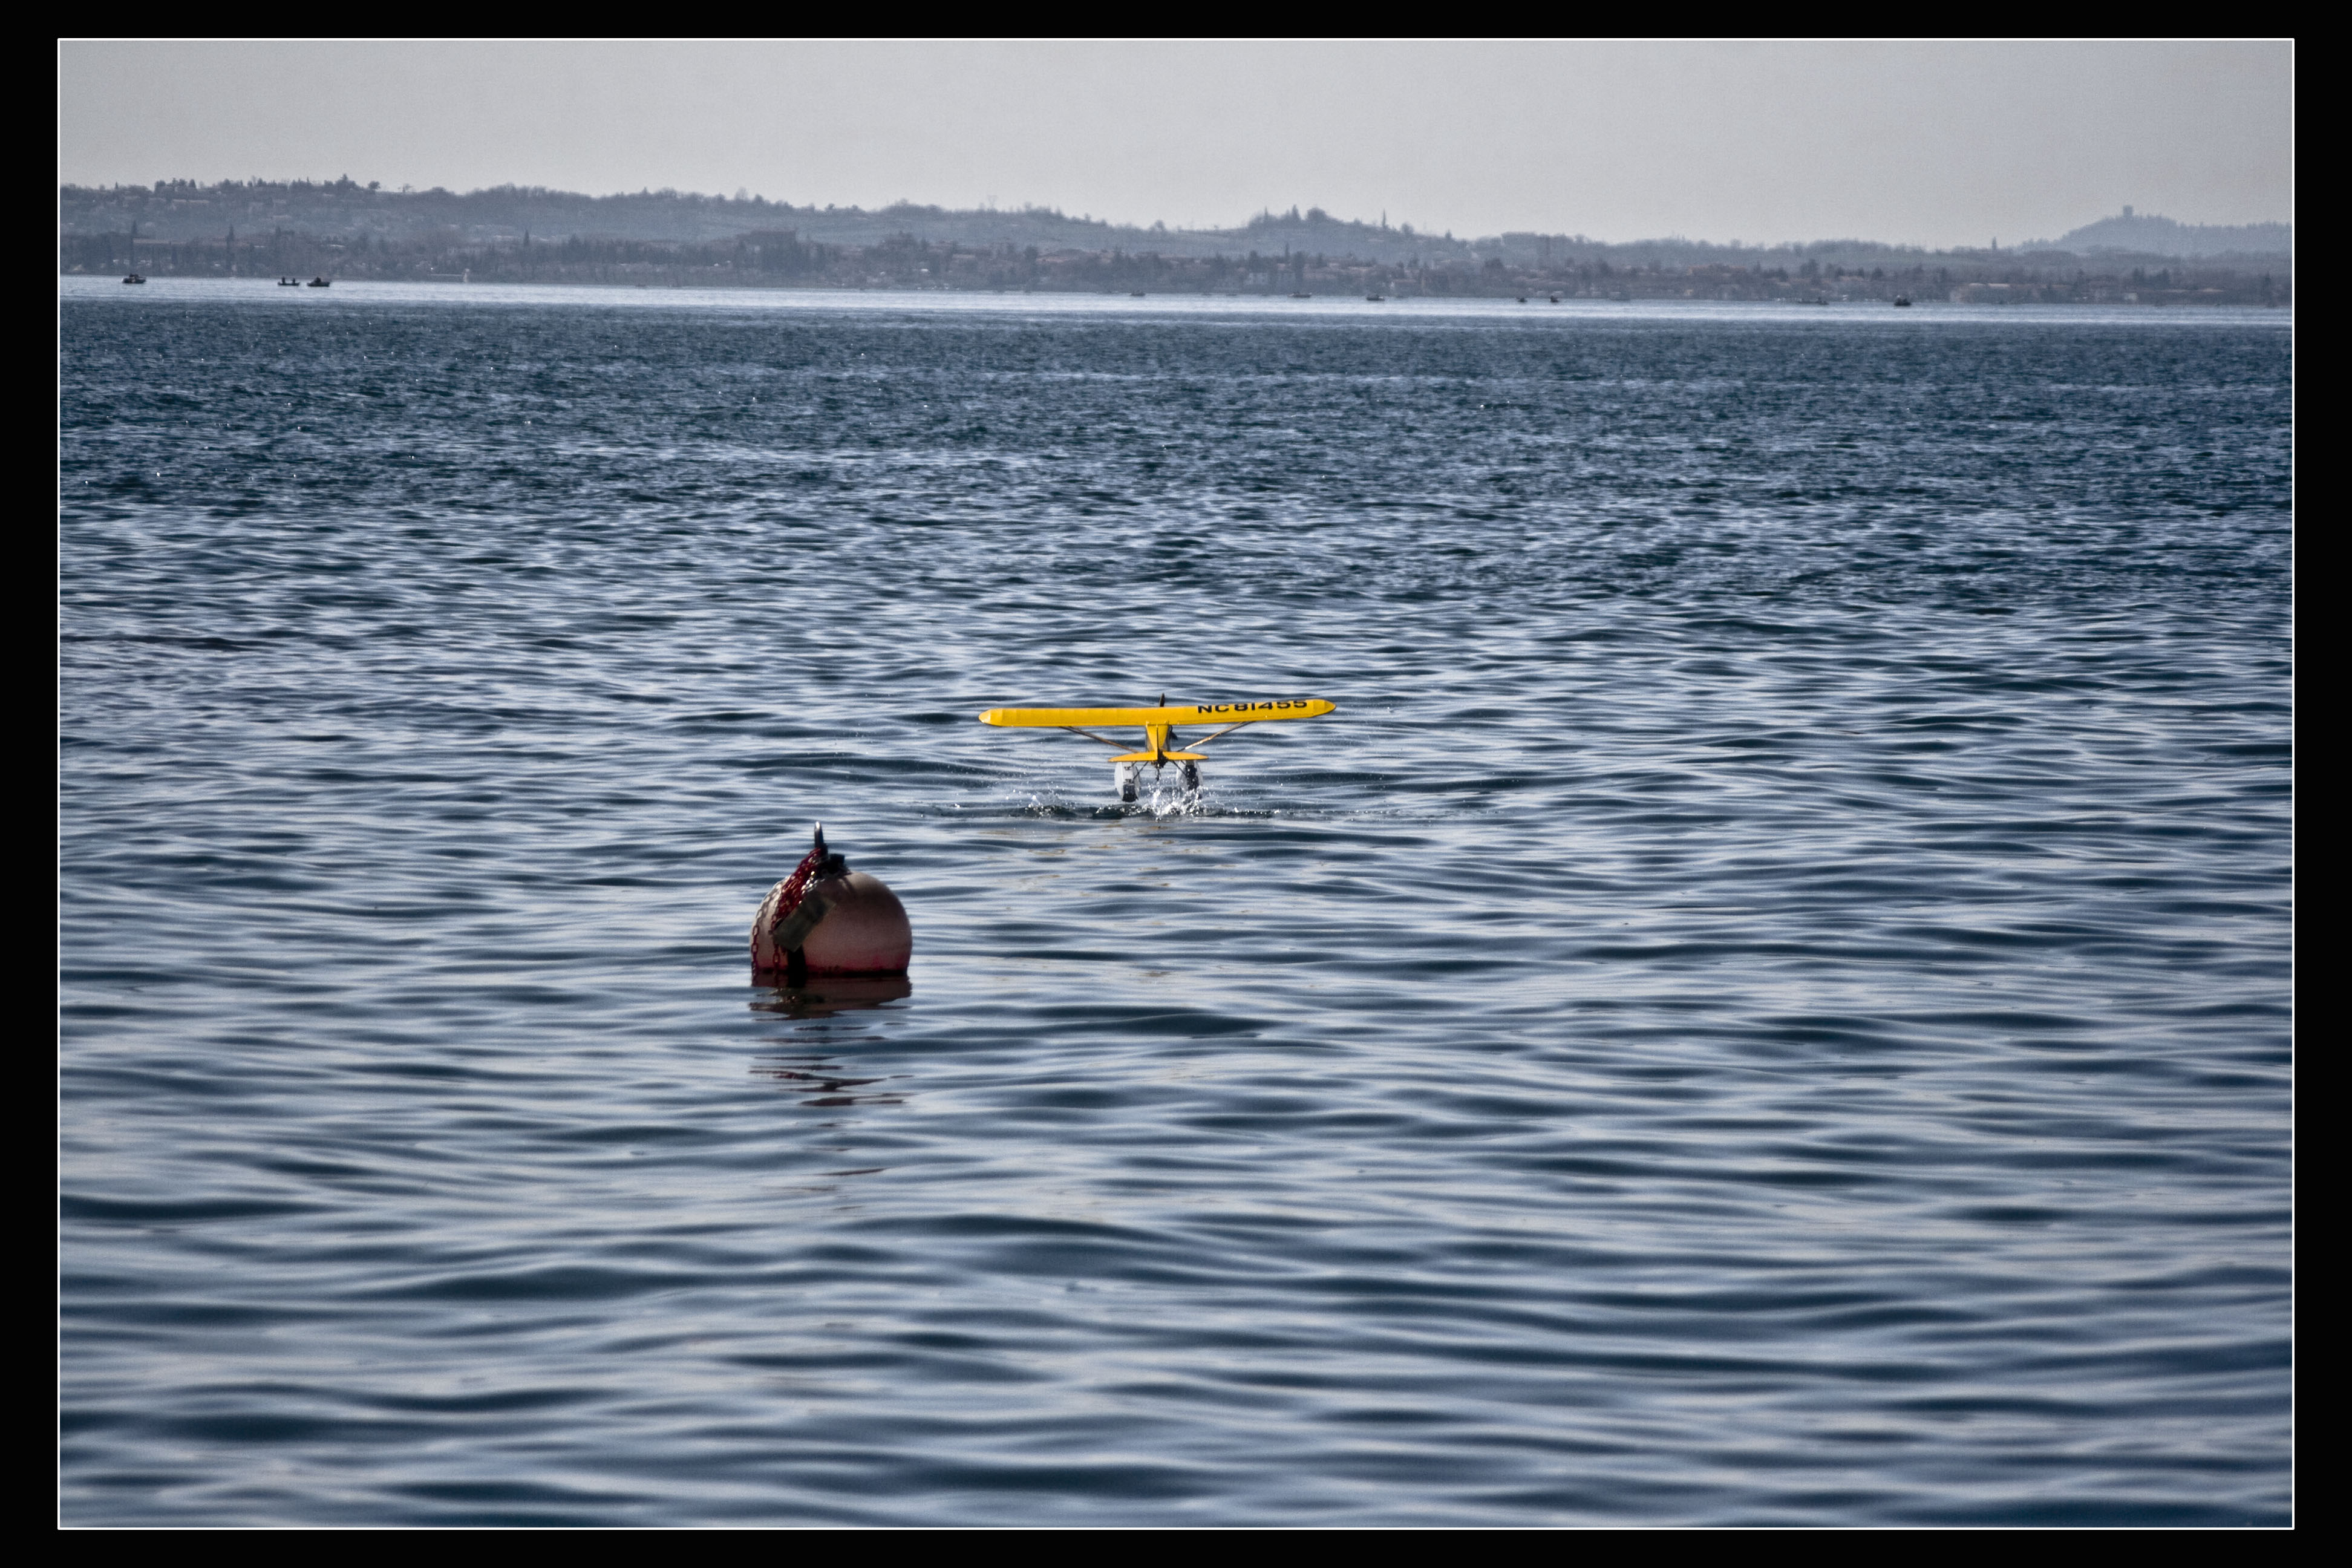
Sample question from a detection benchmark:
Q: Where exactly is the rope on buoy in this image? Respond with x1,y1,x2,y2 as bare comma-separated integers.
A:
755,823,840,983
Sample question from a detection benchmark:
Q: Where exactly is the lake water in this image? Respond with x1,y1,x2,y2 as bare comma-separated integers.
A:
60,278,2292,1525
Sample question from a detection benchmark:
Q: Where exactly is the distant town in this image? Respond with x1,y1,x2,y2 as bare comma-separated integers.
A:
62,180,2290,307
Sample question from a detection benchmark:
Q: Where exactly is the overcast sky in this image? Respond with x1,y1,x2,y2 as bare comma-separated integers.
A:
57,40,2292,247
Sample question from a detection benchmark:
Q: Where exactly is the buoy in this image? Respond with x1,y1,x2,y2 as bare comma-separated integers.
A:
751,823,912,984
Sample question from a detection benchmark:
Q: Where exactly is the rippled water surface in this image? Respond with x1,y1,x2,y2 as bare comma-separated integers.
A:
60,279,2292,1525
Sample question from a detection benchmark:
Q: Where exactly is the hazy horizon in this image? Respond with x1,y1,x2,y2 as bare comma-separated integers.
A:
58,41,2291,252
54,178,2293,257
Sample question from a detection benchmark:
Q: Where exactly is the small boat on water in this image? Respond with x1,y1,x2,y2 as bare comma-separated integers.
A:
1290,292,1311,298
122,273,145,284
306,276,331,288
278,276,301,286
1893,295,1913,307
1365,293,1385,302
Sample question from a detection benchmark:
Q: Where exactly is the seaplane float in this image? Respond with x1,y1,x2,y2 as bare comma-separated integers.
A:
979,696,1336,803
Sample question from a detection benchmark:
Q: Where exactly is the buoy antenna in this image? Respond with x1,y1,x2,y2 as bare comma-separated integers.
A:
812,822,826,854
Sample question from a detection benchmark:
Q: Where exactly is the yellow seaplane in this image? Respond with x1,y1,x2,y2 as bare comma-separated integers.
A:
979,696,1337,802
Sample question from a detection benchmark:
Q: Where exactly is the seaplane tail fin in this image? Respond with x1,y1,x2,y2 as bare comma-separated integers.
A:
979,699,1335,728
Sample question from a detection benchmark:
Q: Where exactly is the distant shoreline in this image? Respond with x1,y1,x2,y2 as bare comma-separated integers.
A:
62,267,2287,309
60,273,2291,313
63,181,2288,307
60,247,2286,309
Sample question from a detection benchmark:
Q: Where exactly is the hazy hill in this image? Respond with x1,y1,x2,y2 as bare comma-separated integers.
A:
61,180,2290,272
59,180,1487,263
2040,208,2290,259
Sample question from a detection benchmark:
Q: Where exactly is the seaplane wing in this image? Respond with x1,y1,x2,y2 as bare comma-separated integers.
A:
978,699,1336,803
978,699,1336,728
